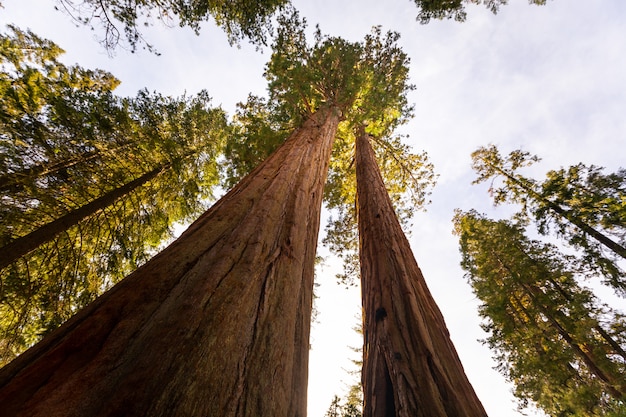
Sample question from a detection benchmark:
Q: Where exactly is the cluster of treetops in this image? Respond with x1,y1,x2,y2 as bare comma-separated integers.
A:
0,0,623,416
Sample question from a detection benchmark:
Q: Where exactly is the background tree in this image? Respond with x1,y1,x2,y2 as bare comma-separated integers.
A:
454,210,626,416
357,131,487,417
326,392,363,417
471,145,626,295
0,27,228,364
412,0,548,24
54,0,289,52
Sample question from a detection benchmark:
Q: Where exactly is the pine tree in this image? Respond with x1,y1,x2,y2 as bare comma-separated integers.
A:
0,27,227,363
454,210,626,415
471,145,625,294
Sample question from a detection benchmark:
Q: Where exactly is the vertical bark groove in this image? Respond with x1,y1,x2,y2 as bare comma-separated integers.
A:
357,131,487,417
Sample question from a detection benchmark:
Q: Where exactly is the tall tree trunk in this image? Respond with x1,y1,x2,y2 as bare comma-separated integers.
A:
0,107,341,417
0,163,169,270
356,131,487,417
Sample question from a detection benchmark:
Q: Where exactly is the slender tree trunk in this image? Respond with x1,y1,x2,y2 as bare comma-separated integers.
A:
544,276,626,361
356,131,487,417
0,148,101,193
493,256,625,399
0,107,341,417
493,165,626,259
0,163,169,270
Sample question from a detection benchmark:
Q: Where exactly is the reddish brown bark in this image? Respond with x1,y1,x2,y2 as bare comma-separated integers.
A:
356,131,488,417
0,108,341,417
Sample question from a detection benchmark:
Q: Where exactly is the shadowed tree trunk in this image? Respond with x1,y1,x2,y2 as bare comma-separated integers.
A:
356,131,487,417
0,107,341,417
0,162,169,270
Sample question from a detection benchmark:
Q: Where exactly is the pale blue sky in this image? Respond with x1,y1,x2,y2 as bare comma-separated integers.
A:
2,0,625,416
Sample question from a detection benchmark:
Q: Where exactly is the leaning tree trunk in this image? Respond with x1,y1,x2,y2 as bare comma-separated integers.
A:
489,163,626,259
0,142,129,193
0,162,169,270
356,131,488,417
0,107,341,417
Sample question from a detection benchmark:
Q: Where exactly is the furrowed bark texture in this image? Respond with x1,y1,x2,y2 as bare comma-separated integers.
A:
0,108,341,417
356,132,487,417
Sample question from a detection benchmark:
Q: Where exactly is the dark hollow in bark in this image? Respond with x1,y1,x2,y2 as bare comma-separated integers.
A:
0,108,341,417
356,131,488,417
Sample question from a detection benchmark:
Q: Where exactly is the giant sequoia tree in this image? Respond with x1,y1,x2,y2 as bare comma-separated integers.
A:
357,131,487,417
0,27,227,364
0,108,340,416
455,211,626,416
0,16,423,416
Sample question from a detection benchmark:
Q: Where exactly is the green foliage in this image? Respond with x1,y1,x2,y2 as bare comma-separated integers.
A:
536,164,626,291
471,145,626,295
265,11,364,122
325,393,362,417
221,94,291,188
54,0,289,52
0,26,228,363
413,0,548,24
454,210,626,415
262,14,437,284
